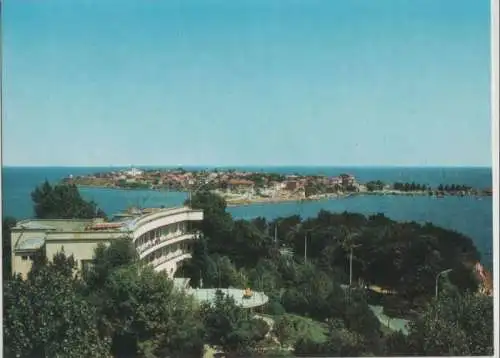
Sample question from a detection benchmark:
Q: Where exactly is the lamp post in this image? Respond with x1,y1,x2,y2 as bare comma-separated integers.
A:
348,243,362,287
304,233,307,263
287,225,320,264
435,268,453,299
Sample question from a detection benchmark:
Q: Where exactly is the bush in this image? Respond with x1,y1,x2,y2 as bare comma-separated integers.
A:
265,299,286,316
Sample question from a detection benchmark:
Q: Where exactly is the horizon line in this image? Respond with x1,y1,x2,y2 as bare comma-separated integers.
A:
2,164,493,169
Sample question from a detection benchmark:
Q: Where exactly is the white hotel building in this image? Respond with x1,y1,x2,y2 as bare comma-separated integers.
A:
10,206,203,279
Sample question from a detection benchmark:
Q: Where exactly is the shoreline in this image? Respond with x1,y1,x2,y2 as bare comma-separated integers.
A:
224,191,489,207
73,185,490,207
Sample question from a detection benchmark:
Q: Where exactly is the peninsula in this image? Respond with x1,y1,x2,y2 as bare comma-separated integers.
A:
62,167,493,206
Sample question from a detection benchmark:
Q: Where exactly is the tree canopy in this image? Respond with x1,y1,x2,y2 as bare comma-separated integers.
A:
201,290,269,357
2,216,17,281
387,290,494,356
31,180,106,219
3,184,492,357
3,255,111,357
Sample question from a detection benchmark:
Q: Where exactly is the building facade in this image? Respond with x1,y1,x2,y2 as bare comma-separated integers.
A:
10,206,203,279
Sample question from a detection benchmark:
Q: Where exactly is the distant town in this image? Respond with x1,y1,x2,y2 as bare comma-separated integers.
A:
62,167,493,206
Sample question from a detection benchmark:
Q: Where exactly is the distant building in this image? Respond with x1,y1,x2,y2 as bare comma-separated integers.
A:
339,173,356,187
285,180,298,191
125,168,143,177
227,179,255,192
10,206,203,279
330,176,342,185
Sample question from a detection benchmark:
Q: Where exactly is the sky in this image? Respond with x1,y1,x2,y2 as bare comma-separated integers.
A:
1,0,492,167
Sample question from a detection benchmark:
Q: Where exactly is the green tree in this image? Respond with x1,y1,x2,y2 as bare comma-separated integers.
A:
3,261,111,357
84,236,138,290
342,289,382,354
274,315,295,347
31,180,106,219
2,216,17,281
201,290,269,357
447,263,479,293
212,255,247,288
185,190,234,254
295,318,365,357
230,219,274,268
404,291,493,356
100,265,205,357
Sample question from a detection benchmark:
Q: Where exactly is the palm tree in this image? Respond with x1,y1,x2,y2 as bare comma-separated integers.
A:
339,226,362,287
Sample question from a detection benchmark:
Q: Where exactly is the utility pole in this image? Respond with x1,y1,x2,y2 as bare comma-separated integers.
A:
348,243,361,288
349,246,353,286
304,234,307,264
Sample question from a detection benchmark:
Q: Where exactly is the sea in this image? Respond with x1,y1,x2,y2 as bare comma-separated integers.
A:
1,166,494,270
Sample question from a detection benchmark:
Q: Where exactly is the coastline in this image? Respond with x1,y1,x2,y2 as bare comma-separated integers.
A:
73,184,490,208
224,191,490,207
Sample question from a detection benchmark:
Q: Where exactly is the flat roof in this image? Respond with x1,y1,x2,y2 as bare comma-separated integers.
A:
15,219,94,232
189,288,269,309
13,206,201,233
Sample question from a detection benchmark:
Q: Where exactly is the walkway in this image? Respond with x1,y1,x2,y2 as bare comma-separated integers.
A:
369,305,409,335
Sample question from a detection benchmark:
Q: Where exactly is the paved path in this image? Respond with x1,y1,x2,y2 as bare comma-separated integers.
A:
369,305,409,335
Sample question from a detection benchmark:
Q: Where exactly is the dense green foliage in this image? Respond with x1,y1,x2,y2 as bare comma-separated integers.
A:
201,290,269,357
31,180,106,219
182,190,491,355
4,239,207,358
393,182,430,191
3,185,493,357
186,191,480,306
366,180,385,191
2,216,17,281
437,184,473,192
385,290,494,356
3,255,111,357
116,180,151,189
392,182,474,192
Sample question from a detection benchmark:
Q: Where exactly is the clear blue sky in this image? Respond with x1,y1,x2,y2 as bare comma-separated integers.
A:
2,0,492,167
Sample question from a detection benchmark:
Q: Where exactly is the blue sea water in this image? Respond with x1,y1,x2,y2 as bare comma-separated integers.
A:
1,166,494,269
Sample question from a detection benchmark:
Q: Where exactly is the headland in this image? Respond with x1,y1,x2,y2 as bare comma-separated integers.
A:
62,167,493,207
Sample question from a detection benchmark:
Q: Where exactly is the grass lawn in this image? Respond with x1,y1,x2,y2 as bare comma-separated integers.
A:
273,313,328,344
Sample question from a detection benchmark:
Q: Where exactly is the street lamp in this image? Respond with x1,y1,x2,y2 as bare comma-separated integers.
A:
288,224,321,264
348,243,362,287
435,268,453,299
